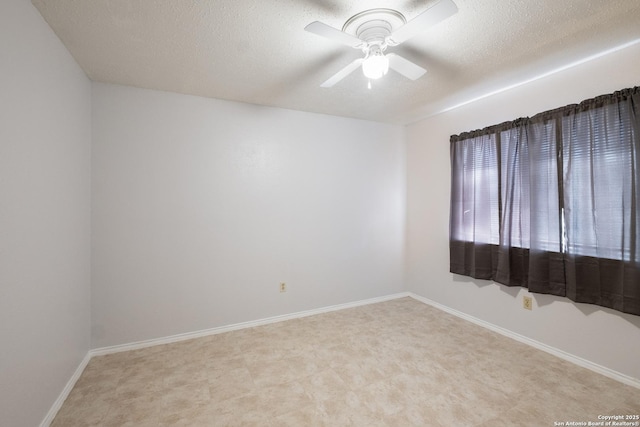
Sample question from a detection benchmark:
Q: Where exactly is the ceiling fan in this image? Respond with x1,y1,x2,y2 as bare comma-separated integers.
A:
304,0,458,88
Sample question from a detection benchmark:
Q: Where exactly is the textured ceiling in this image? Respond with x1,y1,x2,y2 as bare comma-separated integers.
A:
32,0,640,124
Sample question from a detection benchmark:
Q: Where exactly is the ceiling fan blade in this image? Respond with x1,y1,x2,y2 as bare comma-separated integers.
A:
305,21,365,48
387,0,458,46
320,58,364,87
387,53,427,80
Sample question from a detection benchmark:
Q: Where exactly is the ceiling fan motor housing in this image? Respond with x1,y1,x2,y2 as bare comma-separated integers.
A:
342,9,407,49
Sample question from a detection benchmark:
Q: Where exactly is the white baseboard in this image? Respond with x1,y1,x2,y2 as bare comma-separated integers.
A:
90,292,411,357
39,352,91,427
408,292,640,389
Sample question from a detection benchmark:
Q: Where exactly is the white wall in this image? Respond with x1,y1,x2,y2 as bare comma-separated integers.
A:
406,42,640,380
0,1,92,426
91,83,405,348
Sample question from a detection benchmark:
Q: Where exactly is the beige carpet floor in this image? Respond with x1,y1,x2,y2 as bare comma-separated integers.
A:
51,297,640,426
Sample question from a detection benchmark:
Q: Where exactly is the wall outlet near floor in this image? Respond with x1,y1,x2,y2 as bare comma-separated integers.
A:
523,295,533,310
280,282,286,293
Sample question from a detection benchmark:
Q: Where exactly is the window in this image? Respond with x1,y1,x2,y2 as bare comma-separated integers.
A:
449,87,640,316
562,107,637,261
449,133,499,245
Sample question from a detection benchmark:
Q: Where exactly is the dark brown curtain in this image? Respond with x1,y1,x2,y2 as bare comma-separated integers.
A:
449,87,640,316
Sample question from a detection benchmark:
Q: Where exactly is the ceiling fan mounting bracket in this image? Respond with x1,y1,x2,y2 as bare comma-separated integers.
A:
342,8,406,47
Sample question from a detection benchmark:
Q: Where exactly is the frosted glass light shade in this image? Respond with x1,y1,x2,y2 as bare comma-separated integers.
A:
362,53,389,79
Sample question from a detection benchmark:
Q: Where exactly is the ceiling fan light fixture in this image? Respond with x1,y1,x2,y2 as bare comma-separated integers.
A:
362,50,389,80
305,0,458,87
